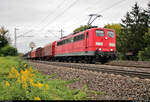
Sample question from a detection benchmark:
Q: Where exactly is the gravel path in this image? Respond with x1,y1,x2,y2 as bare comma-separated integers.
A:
27,61,150,100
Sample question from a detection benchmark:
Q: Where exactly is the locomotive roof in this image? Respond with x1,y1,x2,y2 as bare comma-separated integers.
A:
56,27,114,42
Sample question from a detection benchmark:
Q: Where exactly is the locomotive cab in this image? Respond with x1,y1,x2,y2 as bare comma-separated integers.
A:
90,28,117,62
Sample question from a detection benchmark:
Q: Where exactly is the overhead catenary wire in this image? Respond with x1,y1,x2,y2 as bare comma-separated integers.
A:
27,0,129,48
39,0,78,31
17,30,33,38
35,0,67,28
16,0,67,42
38,0,129,38
97,0,128,14
35,0,128,37
31,0,78,41
65,0,128,28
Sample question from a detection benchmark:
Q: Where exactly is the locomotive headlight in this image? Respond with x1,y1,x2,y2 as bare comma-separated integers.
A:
109,43,115,47
110,49,113,51
99,48,101,51
96,42,103,46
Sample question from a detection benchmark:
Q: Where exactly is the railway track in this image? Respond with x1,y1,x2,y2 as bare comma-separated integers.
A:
27,60,150,79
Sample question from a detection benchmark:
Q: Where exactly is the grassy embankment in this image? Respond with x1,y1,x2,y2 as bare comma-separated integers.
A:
0,56,88,100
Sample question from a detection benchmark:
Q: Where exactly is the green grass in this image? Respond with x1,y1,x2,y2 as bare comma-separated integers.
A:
0,56,23,74
0,56,25,81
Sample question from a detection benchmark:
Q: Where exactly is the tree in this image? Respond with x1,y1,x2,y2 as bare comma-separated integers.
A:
0,27,9,50
120,3,149,60
73,25,93,33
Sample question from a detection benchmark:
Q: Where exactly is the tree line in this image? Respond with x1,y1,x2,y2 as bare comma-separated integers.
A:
105,2,150,61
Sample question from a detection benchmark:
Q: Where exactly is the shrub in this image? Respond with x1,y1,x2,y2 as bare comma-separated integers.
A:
0,45,18,56
138,46,150,61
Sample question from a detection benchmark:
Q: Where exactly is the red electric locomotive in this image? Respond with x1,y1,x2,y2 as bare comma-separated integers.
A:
55,27,117,63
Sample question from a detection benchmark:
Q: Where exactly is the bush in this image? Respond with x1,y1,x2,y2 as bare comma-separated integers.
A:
138,46,150,61
0,35,8,49
0,45,18,56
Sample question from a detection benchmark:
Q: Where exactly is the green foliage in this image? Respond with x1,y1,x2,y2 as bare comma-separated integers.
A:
0,27,9,50
138,28,150,61
0,45,18,56
0,35,8,50
0,26,17,56
73,25,92,33
118,53,127,60
104,24,122,37
138,46,150,61
119,2,150,60
104,2,150,61
143,28,150,46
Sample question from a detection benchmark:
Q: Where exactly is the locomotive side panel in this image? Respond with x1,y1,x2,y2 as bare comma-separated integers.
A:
72,33,85,55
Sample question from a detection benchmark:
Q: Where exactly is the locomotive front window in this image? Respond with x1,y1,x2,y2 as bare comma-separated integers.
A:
96,30,104,36
107,31,114,38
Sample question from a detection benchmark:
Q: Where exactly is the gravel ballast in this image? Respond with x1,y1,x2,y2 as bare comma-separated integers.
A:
27,62,150,100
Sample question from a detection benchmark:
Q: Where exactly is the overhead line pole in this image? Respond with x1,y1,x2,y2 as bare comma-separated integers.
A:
14,28,33,48
14,28,19,48
59,29,64,38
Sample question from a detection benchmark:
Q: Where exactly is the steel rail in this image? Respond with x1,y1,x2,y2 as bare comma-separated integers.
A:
27,60,150,79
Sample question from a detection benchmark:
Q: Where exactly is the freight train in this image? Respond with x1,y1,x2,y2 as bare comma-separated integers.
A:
23,26,117,64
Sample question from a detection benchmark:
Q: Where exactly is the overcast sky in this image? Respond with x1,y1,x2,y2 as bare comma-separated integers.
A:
0,0,149,53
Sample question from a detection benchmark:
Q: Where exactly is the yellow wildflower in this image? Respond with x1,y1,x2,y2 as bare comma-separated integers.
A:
22,82,27,89
5,81,10,87
8,67,20,79
29,79,35,86
35,82,43,88
24,69,28,74
24,64,27,68
21,74,27,82
34,97,40,100
16,77,21,83
45,84,49,89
